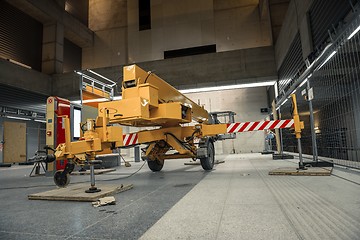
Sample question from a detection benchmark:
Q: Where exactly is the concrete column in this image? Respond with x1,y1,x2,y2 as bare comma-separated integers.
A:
42,22,64,74
300,12,313,60
259,0,273,45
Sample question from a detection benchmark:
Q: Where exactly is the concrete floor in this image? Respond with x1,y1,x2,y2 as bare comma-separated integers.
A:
0,153,359,240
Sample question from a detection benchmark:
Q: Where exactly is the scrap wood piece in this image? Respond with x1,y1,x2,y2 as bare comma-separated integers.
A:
92,196,116,207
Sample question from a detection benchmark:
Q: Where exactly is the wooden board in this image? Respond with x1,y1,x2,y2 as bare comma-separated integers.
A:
28,183,133,202
71,168,116,175
184,160,225,165
3,121,26,163
269,167,332,176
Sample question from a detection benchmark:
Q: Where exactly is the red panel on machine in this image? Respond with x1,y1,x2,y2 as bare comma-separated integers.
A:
54,97,71,170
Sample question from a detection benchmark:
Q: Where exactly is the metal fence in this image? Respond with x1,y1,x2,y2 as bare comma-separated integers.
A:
278,9,360,169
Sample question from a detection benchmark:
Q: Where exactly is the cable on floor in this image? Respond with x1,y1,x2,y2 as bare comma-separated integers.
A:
0,160,147,191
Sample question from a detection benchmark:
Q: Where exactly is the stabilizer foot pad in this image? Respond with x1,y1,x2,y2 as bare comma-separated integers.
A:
269,167,332,176
272,154,294,160
28,183,133,202
85,187,102,193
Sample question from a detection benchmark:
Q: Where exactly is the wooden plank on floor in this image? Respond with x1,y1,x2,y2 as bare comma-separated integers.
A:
28,183,133,202
71,168,116,175
184,160,225,166
269,167,332,176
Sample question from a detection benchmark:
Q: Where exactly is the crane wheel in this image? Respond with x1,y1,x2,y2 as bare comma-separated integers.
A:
200,141,215,171
147,159,164,172
54,171,70,187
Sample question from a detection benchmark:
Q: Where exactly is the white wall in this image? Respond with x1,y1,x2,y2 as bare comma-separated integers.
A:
185,86,269,154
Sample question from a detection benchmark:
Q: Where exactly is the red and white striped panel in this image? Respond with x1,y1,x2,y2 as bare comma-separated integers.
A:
226,119,294,133
123,133,138,146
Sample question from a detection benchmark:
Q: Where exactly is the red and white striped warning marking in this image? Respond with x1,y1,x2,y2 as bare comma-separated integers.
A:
226,119,294,133
123,133,138,146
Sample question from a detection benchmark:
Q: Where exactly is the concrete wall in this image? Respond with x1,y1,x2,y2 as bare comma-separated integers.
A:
274,0,313,69
185,87,270,154
214,0,272,52
83,0,273,68
51,72,81,99
83,0,128,69
269,0,290,43
55,46,277,99
127,0,215,63
0,59,52,96
136,46,277,90
128,0,272,62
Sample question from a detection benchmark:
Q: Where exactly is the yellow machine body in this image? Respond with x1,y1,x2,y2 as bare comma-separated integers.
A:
51,64,303,187
54,111,123,165
98,65,208,127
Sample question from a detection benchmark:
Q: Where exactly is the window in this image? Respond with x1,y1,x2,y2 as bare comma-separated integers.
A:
73,108,81,139
164,45,217,59
139,0,151,31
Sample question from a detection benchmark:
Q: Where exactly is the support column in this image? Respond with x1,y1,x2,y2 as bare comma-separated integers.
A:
272,100,281,153
307,80,318,162
42,22,64,74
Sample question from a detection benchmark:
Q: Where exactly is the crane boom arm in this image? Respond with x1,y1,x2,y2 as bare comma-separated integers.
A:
100,64,209,127
123,65,209,123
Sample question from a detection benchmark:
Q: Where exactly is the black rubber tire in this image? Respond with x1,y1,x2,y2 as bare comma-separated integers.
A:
200,141,215,171
147,159,164,172
54,171,70,187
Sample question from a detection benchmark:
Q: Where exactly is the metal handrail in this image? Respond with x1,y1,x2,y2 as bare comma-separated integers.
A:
75,70,117,101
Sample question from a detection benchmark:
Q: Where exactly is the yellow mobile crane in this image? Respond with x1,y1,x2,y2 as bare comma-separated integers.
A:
49,65,303,188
